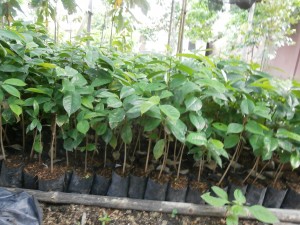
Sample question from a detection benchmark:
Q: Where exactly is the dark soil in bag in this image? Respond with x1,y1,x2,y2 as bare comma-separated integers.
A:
166,176,188,202
128,174,147,199
23,171,38,189
262,186,287,208
107,169,129,197
38,166,65,192
91,168,112,195
64,170,73,192
0,158,24,188
144,172,169,201
67,171,94,194
281,189,300,209
245,184,267,205
186,181,208,204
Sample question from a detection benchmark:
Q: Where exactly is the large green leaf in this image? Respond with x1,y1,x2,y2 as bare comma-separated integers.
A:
290,151,300,169
121,123,132,144
189,113,206,131
33,134,43,153
166,119,187,143
227,123,244,134
2,84,21,98
63,92,81,116
159,104,180,121
253,105,271,120
153,139,165,160
107,97,122,108
3,78,26,87
76,120,90,134
186,132,207,146
184,96,202,111
0,29,24,42
248,205,279,224
143,118,161,132
140,96,160,114
211,186,228,200
9,104,22,116
276,128,300,142
240,98,255,115
224,134,239,149
109,108,125,129
212,122,228,132
245,120,264,135
201,193,229,207
233,189,246,205
120,86,135,99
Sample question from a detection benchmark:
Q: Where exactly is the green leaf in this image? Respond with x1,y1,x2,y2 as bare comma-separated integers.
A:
63,92,81,116
3,78,26,87
230,205,247,216
38,63,56,68
208,138,228,158
159,104,180,121
233,189,246,205
186,132,207,146
107,97,122,108
109,135,117,149
121,123,132,144
26,87,53,96
248,205,279,224
245,120,264,135
276,128,300,142
253,105,271,120
290,151,300,169
81,96,94,109
226,215,238,225
240,99,255,115
120,86,135,99
249,134,264,151
0,29,24,42
143,118,161,132
33,100,39,116
184,96,202,111
86,143,96,151
77,120,90,134
227,123,244,134
141,96,160,114
224,134,239,149
166,119,187,143
211,186,228,200
109,108,125,129
2,84,21,98
160,90,173,99
33,134,43,153
9,104,22,116
189,113,206,131
212,122,228,132
201,192,229,207
0,89,3,102
153,139,165,160
57,115,69,127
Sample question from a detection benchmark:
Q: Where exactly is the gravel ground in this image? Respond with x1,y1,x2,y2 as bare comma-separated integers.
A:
41,203,263,225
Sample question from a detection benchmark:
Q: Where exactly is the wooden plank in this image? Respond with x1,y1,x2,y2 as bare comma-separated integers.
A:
5,187,300,224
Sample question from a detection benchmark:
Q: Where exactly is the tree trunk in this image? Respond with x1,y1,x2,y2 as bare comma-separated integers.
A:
177,0,187,54
87,0,93,46
167,0,175,47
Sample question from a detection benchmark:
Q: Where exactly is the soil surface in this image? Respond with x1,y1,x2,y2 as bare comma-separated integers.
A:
41,203,263,225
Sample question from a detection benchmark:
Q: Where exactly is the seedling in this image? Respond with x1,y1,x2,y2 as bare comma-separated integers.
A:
171,208,178,218
201,186,279,225
98,212,111,225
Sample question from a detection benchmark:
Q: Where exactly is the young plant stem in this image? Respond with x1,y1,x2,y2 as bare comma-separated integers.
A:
242,156,260,184
50,114,57,174
273,163,284,186
4,124,10,144
253,159,270,184
92,133,98,161
66,150,69,167
104,144,107,168
176,144,185,179
30,129,38,159
122,143,127,175
173,139,178,171
158,133,168,179
0,105,6,160
217,139,242,186
132,128,141,158
197,156,204,182
145,138,152,173
85,136,89,174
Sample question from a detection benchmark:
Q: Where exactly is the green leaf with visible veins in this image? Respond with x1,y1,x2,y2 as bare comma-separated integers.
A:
201,192,229,207
63,92,81,116
248,205,279,224
159,104,180,121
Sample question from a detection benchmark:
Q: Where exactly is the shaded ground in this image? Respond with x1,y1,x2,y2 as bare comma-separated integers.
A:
41,203,262,225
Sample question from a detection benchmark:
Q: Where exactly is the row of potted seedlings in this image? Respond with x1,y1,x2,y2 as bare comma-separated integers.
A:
0,23,300,209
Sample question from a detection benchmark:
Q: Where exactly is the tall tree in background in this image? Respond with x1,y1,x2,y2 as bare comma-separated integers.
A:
177,0,187,53
30,0,77,42
0,0,23,26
